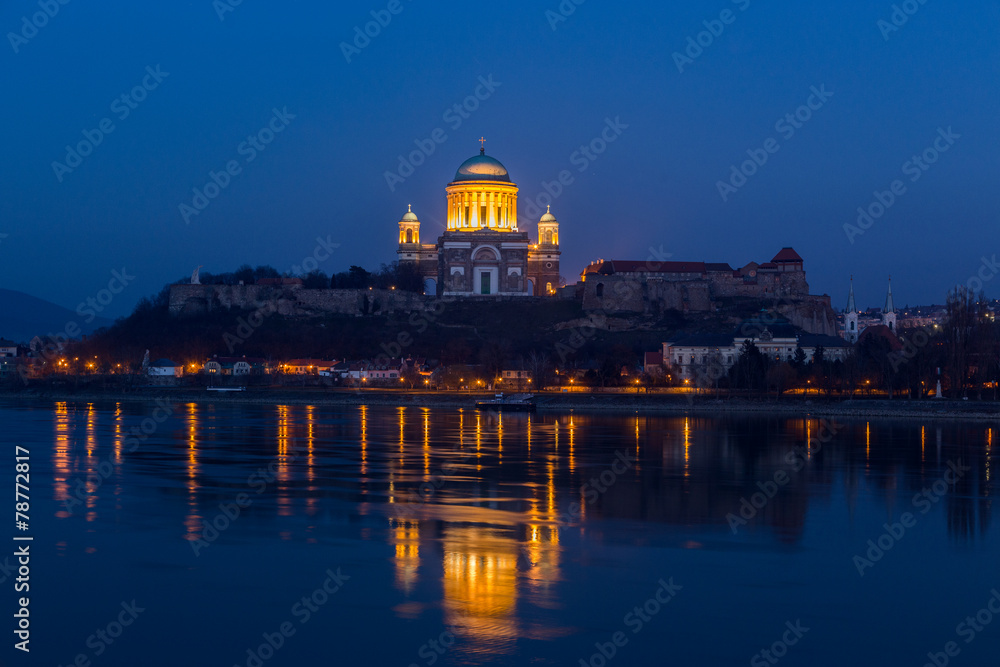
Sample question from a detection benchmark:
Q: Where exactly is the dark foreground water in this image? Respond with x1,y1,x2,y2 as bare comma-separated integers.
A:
2,399,998,666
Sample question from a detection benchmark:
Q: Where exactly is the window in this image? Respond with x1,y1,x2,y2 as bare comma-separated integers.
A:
596,283,604,297
850,321,856,331
405,229,413,243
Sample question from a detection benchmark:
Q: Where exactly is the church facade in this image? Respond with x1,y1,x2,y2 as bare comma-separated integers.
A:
396,148,561,297
843,276,897,343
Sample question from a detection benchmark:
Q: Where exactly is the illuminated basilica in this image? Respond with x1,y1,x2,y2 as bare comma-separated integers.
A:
397,145,561,297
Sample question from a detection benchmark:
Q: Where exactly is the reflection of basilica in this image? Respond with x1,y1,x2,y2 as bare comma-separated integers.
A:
48,401,996,652
385,408,568,653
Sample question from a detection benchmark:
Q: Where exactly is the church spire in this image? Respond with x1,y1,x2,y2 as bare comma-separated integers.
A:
843,276,860,343
882,276,897,332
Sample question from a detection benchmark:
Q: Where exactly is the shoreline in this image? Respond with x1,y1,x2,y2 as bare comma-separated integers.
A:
3,388,1000,422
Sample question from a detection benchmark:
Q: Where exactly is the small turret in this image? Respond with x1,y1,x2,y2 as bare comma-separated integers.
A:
398,205,420,245
537,205,559,246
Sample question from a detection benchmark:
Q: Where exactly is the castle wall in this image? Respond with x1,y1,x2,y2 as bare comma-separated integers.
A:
577,268,833,334
169,285,428,318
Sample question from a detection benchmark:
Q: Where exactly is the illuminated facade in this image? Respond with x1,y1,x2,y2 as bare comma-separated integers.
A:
397,147,561,296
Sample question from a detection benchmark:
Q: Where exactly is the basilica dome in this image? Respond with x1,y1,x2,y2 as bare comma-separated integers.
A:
453,153,511,183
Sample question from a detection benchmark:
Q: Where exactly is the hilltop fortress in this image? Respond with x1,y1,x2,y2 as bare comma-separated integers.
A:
576,248,837,334
169,148,838,335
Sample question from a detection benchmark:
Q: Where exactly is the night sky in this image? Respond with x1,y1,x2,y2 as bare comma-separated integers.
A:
2,0,998,318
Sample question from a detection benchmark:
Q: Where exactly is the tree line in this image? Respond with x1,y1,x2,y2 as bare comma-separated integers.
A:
190,262,424,293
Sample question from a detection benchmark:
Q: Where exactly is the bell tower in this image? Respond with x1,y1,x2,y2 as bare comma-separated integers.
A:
844,276,859,343
398,205,420,246
882,277,897,332
528,206,562,295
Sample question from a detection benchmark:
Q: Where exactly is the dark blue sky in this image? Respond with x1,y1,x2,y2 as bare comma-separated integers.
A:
2,0,998,318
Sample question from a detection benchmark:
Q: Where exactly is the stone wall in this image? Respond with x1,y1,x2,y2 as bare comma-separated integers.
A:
578,272,835,335
169,284,430,318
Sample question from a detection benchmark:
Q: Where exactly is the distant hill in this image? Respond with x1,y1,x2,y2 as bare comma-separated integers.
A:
0,288,114,344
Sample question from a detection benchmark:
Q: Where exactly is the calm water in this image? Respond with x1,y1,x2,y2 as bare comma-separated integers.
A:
2,399,998,666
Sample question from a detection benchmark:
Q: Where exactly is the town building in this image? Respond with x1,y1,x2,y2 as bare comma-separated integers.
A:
204,356,268,375
148,359,183,378
664,319,850,380
283,359,334,375
0,339,17,358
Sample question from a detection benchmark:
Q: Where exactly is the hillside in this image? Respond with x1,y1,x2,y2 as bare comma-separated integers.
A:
0,288,114,344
